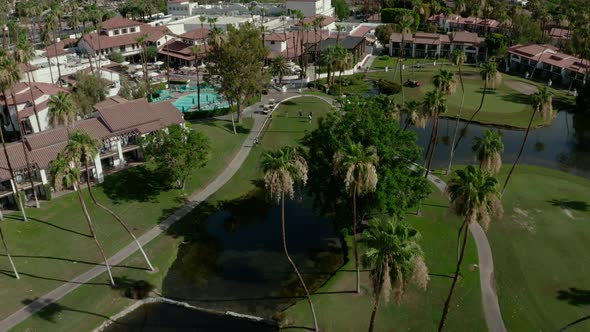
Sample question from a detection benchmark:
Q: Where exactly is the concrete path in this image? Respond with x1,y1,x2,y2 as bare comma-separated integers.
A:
426,172,507,332
0,104,272,332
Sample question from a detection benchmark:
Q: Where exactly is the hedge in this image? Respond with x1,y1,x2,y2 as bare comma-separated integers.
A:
374,79,401,95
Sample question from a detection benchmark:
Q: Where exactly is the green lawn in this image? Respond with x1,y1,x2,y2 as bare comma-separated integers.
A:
12,97,333,331
488,165,590,331
282,187,485,331
0,119,252,321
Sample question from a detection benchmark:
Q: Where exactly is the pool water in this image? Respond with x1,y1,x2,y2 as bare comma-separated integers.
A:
173,91,229,112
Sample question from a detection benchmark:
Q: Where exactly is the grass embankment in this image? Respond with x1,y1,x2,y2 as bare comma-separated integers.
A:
12,97,333,331
1,119,252,325
488,165,590,331
283,187,485,331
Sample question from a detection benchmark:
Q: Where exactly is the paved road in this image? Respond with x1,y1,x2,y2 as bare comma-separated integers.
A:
0,105,272,332
426,172,507,332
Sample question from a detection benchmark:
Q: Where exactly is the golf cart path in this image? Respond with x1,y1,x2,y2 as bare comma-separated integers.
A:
427,172,507,332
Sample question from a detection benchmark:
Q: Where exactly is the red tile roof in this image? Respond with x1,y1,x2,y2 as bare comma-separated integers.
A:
350,26,372,37
102,17,142,30
82,24,168,51
179,28,209,41
44,38,77,58
548,28,571,40
299,15,336,27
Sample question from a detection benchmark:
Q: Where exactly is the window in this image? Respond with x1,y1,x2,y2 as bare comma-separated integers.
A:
130,27,136,33
122,28,128,34
120,46,125,52
270,41,275,45
113,29,120,35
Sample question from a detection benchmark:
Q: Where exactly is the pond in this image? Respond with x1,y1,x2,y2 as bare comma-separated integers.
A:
412,110,590,179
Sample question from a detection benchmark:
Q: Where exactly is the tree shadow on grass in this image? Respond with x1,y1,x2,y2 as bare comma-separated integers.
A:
0,269,111,285
101,165,170,203
500,92,530,104
22,298,112,323
27,217,90,238
0,254,147,271
548,199,590,211
223,122,250,134
557,288,590,306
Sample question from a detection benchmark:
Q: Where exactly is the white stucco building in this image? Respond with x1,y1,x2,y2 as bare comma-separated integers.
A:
286,0,334,18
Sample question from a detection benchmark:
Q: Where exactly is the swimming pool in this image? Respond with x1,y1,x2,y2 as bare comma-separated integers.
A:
173,90,229,112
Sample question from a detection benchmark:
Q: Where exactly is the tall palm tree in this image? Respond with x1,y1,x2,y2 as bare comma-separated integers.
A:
502,87,552,193
48,91,76,128
261,146,318,332
46,5,63,86
65,130,155,271
438,165,502,331
50,152,116,287
14,38,41,132
454,61,501,150
362,217,429,332
321,46,336,87
397,15,414,106
472,129,504,174
432,68,457,96
190,44,202,111
334,47,353,95
333,142,379,295
422,89,447,177
401,100,426,130
447,50,467,174
270,55,289,86
0,221,19,279
135,33,150,97
312,16,324,82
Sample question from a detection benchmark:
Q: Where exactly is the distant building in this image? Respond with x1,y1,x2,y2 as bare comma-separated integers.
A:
167,0,200,17
286,0,334,18
158,29,210,67
428,14,502,35
389,31,487,62
547,28,572,46
296,14,337,31
508,44,588,85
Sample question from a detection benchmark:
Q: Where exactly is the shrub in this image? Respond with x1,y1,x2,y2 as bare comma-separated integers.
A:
107,52,124,63
378,55,390,61
124,280,155,299
43,184,52,201
374,79,401,95
183,107,232,120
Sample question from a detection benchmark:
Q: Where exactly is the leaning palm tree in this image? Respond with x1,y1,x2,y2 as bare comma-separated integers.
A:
447,49,467,174
270,55,290,86
422,89,447,177
362,217,429,332
502,87,552,193
453,61,501,150
438,165,502,331
65,130,155,271
261,146,318,332
190,44,203,111
333,142,379,294
0,221,19,279
48,91,76,128
50,152,116,287
472,129,504,174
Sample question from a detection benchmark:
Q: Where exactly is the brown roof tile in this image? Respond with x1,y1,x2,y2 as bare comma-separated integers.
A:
102,17,142,30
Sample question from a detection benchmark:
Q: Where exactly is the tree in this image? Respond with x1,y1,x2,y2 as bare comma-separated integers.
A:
48,91,76,128
65,130,155,271
14,38,41,133
312,16,325,82
472,129,504,173
304,96,431,226
50,152,116,287
334,46,353,95
207,24,268,123
333,142,378,294
453,61,501,151
261,146,319,332
401,100,426,130
46,4,63,86
485,33,508,58
510,13,544,44
190,44,203,111
396,15,414,105
119,77,147,100
432,69,457,96
73,72,108,116
270,55,290,85
439,166,502,330
375,24,395,47
502,87,552,192
140,124,211,189
447,50,467,174
333,0,350,20
422,89,447,178
362,217,428,332
136,33,151,97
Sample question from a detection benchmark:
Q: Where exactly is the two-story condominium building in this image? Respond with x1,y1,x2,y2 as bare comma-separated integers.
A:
158,28,210,67
0,98,184,211
78,17,169,60
389,31,487,62
508,44,588,85
428,14,502,35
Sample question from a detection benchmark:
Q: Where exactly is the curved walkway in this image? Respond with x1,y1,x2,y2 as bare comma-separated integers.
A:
426,172,507,332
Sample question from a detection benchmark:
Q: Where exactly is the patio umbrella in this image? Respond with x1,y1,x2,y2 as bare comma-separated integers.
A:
154,61,164,66
121,61,130,66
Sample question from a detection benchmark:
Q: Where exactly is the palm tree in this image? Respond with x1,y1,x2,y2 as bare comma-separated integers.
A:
136,33,150,97
455,0,467,13
261,146,319,332
190,44,202,111
472,129,504,174
362,217,429,332
438,165,502,331
0,221,19,279
46,5,63,86
65,130,155,271
48,92,76,128
14,38,42,132
270,55,290,86
432,68,457,96
50,152,116,287
401,100,426,130
447,50,467,174
333,142,379,295
397,15,414,106
334,47,352,95
502,87,552,193
335,24,345,45
454,61,501,150
422,89,447,178
321,46,336,87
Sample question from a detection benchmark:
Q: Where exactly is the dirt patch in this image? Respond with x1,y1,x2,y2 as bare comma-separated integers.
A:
505,80,539,95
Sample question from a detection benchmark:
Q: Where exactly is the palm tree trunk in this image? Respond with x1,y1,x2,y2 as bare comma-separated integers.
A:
438,218,470,331
26,70,42,132
368,265,384,332
84,158,154,271
425,114,440,178
447,64,465,174
195,59,201,111
339,69,343,96
423,118,436,166
399,38,405,105
353,188,360,294
46,55,55,84
502,108,536,193
281,192,319,331
0,224,19,279
19,125,40,209
74,181,116,287
453,80,487,151
52,29,62,87
236,99,242,124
